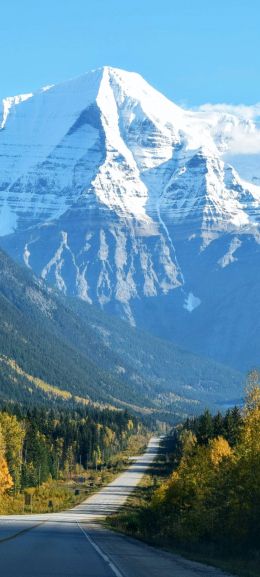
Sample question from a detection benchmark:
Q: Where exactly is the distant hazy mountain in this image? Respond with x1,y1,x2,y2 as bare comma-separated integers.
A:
0,249,243,416
0,66,259,371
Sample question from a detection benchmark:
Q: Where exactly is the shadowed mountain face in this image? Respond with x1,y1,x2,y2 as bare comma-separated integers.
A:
0,66,259,371
0,248,243,415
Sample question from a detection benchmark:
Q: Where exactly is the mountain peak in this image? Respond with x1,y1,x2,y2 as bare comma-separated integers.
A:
1,67,260,370
1,66,260,237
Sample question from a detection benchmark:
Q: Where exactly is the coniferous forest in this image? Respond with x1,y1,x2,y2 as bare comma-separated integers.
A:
0,402,145,513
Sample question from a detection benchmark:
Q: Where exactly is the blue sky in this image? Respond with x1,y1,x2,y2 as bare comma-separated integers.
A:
0,0,259,105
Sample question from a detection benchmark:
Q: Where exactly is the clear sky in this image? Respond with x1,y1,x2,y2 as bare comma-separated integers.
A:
0,0,259,106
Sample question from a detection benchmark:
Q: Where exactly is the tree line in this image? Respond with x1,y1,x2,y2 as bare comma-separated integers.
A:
153,374,260,560
111,372,260,574
0,403,140,495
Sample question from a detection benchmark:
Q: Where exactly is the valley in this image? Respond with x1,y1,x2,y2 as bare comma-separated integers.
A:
0,248,243,416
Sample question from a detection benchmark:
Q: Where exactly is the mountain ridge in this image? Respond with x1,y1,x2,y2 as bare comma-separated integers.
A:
1,66,260,370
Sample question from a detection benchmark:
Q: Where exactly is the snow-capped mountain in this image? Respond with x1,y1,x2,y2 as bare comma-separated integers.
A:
1,66,260,370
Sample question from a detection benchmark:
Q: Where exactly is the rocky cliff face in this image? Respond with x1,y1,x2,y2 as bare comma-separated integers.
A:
1,66,260,370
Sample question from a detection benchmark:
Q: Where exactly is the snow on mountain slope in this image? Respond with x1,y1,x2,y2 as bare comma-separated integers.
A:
1,67,259,232
0,66,260,369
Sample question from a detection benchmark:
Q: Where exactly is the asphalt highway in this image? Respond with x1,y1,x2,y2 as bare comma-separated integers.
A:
0,437,232,577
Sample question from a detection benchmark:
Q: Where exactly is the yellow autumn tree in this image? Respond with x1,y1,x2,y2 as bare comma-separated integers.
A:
241,375,260,455
209,436,233,466
227,378,260,546
152,433,233,542
0,425,13,494
180,429,197,456
0,413,25,491
103,427,116,448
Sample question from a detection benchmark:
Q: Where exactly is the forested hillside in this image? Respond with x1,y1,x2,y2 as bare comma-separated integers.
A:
0,248,243,416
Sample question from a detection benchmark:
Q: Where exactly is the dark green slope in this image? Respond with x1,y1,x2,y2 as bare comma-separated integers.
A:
0,250,144,408
0,248,244,414
69,297,244,408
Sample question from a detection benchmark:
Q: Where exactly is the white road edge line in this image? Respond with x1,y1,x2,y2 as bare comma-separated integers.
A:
77,522,125,577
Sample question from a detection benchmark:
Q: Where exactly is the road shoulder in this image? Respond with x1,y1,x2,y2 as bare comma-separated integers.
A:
83,523,234,577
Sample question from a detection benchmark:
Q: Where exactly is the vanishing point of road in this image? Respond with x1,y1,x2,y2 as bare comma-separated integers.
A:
0,437,233,577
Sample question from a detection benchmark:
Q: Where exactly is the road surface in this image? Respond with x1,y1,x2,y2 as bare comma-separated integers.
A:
0,436,233,577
